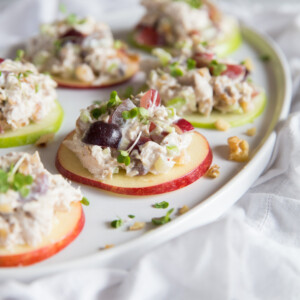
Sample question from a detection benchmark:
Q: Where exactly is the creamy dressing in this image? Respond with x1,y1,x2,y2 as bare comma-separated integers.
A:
64,92,193,179
0,152,82,249
0,59,57,131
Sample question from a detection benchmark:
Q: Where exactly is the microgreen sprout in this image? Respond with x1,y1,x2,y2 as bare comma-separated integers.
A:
107,91,122,109
260,54,270,62
122,107,149,122
117,150,131,166
111,218,123,228
128,215,135,219
15,49,25,61
153,201,169,209
80,197,90,206
209,60,227,76
187,58,196,70
170,62,184,77
0,167,33,197
152,208,174,225
59,4,86,25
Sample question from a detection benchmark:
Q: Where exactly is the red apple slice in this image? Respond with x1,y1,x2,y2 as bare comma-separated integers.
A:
53,52,139,89
0,202,84,267
56,131,213,196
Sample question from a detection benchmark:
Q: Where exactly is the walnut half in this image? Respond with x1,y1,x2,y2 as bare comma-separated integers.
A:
227,136,249,162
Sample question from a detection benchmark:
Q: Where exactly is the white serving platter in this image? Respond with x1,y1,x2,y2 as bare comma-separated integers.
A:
0,13,292,280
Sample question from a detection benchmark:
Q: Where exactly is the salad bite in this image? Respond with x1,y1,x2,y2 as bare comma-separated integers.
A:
56,90,212,195
130,0,241,57
0,55,63,148
0,152,85,267
147,49,265,129
26,10,139,88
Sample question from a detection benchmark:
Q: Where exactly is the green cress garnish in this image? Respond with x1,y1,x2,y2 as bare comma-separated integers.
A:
128,215,135,219
80,197,90,206
0,167,33,197
187,58,196,70
260,54,271,62
201,41,208,47
209,60,227,76
107,91,122,109
15,49,25,61
59,4,86,26
35,84,40,93
170,62,184,77
152,208,174,225
122,107,149,122
111,218,123,228
117,150,131,166
90,108,102,119
153,201,169,209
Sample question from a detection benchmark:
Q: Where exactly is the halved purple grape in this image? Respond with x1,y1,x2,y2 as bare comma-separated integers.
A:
82,121,122,148
111,99,136,127
60,29,85,45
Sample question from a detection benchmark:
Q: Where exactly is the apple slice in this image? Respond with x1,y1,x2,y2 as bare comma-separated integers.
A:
53,53,139,89
56,131,212,196
0,202,84,267
0,100,63,148
184,92,266,129
129,17,242,57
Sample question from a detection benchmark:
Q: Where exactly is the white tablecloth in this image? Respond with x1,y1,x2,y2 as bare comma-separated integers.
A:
0,1,300,299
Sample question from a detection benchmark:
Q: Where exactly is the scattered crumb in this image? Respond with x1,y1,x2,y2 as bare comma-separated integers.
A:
179,205,189,215
129,222,146,231
0,203,13,214
104,244,115,249
214,119,230,131
206,164,220,178
0,229,8,239
246,127,256,137
240,101,251,113
228,136,249,162
35,133,54,147
243,58,254,71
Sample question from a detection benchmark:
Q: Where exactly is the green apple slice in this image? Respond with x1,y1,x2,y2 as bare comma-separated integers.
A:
213,18,242,57
184,92,266,129
0,100,64,148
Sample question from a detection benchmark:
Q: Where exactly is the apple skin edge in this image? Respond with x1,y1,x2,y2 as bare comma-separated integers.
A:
56,131,213,196
53,53,139,89
0,202,85,267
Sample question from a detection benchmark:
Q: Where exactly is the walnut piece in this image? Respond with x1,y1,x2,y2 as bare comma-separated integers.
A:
228,136,249,162
104,244,115,249
214,119,230,131
246,127,256,136
34,133,54,147
129,222,146,231
179,205,189,215
206,164,220,178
